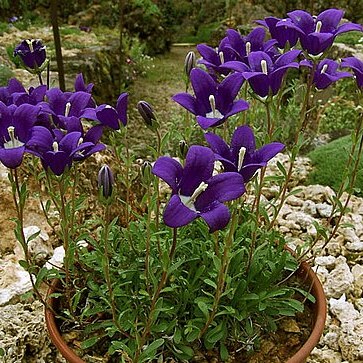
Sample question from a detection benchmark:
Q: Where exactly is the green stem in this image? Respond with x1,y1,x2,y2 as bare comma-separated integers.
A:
103,204,131,338
199,212,238,338
11,169,46,306
134,228,178,362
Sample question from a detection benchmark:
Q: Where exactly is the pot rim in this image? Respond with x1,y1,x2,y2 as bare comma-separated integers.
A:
45,260,326,363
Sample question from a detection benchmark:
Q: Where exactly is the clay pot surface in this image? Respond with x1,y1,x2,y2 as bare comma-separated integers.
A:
45,260,326,363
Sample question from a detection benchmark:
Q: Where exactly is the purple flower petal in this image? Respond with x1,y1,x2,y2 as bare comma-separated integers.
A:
196,172,245,209
200,201,230,232
163,194,198,228
179,145,214,196
172,93,197,115
152,156,183,193
204,132,231,160
116,93,128,126
0,146,25,168
317,9,343,32
287,10,315,34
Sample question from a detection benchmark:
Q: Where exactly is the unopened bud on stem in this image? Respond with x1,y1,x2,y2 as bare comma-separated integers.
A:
141,160,153,184
98,165,114,199
179,140,189,159
184,51,196,78
137,100,158,131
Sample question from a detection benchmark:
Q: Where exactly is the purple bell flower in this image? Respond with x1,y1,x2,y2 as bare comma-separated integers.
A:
172,68,248,129
300,59,352,89
14,39,47,69
205,125,285,183
256,17,300,49
0,102,40,168
26,126,105,175
81,93,128,129
284,9,363,56
225,28,277,61
223,50,301,98
152,145,245,232
197,36,236,76
341,57,363,89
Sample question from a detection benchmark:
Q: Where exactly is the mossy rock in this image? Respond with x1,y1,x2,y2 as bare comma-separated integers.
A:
306,135,363,195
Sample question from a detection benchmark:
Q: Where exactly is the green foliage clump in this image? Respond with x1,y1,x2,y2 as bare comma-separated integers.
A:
0,64,13,86
307,136,363,194
317,78,360,135
335,31,363,46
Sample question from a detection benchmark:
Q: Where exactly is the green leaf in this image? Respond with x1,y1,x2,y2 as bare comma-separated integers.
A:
204,323,225,345
80,336,101,349
197,301,210,319
220,342,229,361
173,344,194,360
139,338,165,363
109,340,132,355
203,278,217,289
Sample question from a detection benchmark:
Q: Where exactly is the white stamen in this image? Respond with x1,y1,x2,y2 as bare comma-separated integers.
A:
206,95,223,119
219,51,224,64
3,126,24,149
25,39,34,52
180,181,208,211
321,64,328,74
77,137,84,146
52,142,59,152
238,147,246,172
64,102,71,117
315,20,322,33
246,42,251,56
209,95,216,117
261,60,268,74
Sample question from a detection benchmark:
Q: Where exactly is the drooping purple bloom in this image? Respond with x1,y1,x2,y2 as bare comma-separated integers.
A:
172,68,248,129
341,57,363,89
225,28,277,62
26,126,104,175
284,9,363,56
256,17,300,49
224,50,301,98
81,93,128,129
0,103,40,168
205,125,285,183
152,145,245,232
14,39,47,69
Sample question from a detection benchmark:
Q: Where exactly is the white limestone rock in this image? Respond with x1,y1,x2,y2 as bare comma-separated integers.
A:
303,199,317,216
23,226,51,265
324,257,354,298
0,301,63,362
314,256,336,269
0,255,32,306
44,246,65,269
307,347,342,363
329,294,359,324
316,203,333,218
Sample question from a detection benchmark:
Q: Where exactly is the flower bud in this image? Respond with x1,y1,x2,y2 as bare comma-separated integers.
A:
98,165,114,199
184,51,196,78
137,100,158,130
141,160,152,184
179,140,189,159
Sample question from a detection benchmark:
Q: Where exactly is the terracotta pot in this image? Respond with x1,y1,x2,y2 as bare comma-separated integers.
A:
45,260,326,363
